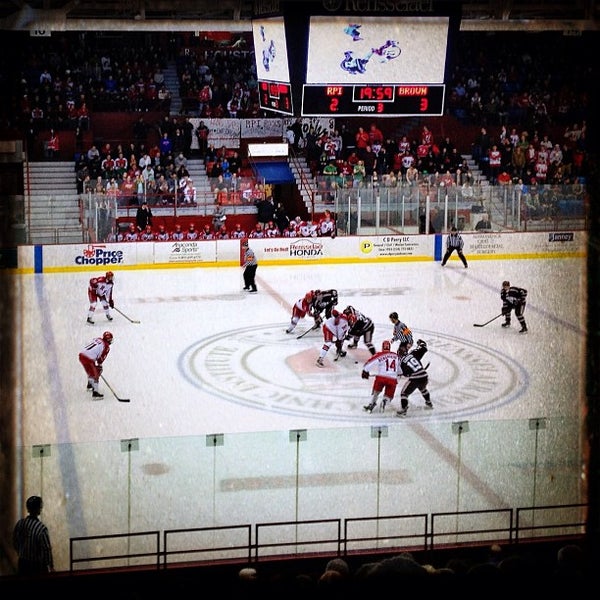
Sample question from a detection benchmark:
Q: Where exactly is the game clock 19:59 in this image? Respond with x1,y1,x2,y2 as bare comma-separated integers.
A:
301,84,445,117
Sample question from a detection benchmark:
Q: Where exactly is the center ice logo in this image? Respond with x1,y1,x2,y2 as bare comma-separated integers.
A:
180,326,527,422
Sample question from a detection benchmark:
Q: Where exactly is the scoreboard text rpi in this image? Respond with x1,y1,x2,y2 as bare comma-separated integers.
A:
301,84,445,117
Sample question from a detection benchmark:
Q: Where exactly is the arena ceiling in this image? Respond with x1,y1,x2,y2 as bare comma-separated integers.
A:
0,0,597,30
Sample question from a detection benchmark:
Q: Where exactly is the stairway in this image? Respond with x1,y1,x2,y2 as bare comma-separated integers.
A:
163,61,182,115
186,157,213,204
289,154,326,214
25,161,85,244
459,153,505,225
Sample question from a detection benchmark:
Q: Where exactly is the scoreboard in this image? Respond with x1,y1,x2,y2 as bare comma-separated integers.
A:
301,84,445,117
258,80,294,116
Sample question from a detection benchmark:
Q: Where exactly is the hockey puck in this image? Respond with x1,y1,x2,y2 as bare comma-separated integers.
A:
355,360,359,364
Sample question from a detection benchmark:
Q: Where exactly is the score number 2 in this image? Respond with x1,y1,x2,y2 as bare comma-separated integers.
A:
329,98,340,112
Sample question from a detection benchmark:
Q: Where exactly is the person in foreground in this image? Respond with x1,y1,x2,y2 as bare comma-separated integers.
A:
13,495,54,576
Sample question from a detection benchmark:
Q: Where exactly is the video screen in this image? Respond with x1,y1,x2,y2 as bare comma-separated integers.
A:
305,16,449,84
252,16,292,84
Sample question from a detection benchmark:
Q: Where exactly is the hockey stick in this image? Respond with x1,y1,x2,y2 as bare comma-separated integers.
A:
296,323,320,339
114,306,141,324
473,313,503,327
100,374,131,403
333,343,346,361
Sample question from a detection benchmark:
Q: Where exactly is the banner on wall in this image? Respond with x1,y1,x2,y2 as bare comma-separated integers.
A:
189,117,337,150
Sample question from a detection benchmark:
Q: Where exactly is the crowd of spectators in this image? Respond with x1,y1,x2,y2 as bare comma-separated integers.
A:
174,38,261,118
230,542,590,593
0,29,593,233
2,31,260,136
7,32,177,139
307,119,588,193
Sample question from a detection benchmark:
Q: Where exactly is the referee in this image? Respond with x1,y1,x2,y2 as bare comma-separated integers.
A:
441,226,469,268
242,242,258,293
12,496,54,576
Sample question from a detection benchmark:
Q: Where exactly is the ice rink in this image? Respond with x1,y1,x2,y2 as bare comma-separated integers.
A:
11,255,588,570
17,257,586,444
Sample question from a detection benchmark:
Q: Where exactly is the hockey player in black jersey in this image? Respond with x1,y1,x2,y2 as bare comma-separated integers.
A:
396,339,433,417
343,306,376,355
500,280,528,333
310,289,338,325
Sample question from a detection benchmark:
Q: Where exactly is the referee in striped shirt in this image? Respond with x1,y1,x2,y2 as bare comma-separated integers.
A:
242,241,258,293
12,496,54,575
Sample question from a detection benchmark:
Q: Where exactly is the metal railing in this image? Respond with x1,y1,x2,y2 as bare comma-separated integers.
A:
69,503,588,572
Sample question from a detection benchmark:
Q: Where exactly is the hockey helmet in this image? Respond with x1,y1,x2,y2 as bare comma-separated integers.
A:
102,331,114,344
382,340,391,352
305,291,314,303
343,305,355,316
397,342,409,356
502,280,510,288
105,271,114,281
331,309,340,318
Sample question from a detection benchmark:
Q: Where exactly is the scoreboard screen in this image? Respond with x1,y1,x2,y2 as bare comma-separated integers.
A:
258,80,293,115
301,84,445,117
302,15,449,117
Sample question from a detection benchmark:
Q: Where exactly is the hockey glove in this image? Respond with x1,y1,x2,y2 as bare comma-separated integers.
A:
361,370,370,380
109,299,114,308
96,365,103,375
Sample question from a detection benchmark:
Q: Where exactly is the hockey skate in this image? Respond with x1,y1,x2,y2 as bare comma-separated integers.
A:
106,314,113,321
501,321,510,328
87,317,94,324
92,391,104,399
348,342,358,349
316,357,325,367
380,399,388,412
363,402,376,413
396,407,408,417
519,326,528,333
86,383,93,391
425,401,434,410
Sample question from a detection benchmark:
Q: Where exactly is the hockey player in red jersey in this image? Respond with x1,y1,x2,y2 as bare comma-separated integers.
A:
285,290,322,333
316,309,349,367
87,271,115,324
361,340,400,413
78,331,113,398
286,291,318,334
